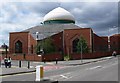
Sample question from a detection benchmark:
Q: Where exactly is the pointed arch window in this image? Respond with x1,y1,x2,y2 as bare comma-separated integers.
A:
15,40,22,53
31,45,33,54
72,38,79,53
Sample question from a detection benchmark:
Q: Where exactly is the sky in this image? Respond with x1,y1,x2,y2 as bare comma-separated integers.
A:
0,0,119,46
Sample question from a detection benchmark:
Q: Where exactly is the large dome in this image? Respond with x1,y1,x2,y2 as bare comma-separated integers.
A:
43,7,75,24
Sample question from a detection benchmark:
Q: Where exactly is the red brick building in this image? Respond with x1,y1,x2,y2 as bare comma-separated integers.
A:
93,34,108,52
9,32,37,54
9,7,114,60
110,34,120,51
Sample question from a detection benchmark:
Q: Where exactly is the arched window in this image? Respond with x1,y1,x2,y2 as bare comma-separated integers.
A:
15,40,22,53
31,45,33,54
72,38,79,53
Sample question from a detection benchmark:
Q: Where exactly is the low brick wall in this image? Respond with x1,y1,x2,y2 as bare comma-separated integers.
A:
2,54,42,61
1,53,62,61
1,50,120,61
42,53,63,61
71,52,113,60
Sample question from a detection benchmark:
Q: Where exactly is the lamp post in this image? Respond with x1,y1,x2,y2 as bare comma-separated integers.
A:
108,27,110,52
2,43,8,58
81,42,83,63
36,32,39,40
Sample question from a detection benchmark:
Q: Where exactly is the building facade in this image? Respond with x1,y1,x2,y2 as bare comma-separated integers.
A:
9,7,113,57
110,34,120,51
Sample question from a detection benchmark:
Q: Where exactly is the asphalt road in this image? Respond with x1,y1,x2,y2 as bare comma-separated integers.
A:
1,57,118,81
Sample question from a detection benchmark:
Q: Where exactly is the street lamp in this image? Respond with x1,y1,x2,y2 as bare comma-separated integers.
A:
108,28,110,52
36,32,39,40
2,43,8,58
81,42,83,63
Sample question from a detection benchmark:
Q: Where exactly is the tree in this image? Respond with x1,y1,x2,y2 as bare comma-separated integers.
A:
35,37,56,54
1,43,8,57
76,36,89,53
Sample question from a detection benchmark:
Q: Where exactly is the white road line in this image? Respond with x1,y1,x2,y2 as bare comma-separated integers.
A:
88,66,102,70
45,72,72,80
103,62,118,69
60,75,68,79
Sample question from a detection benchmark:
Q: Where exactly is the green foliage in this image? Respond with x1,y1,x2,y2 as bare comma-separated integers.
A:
13,53,16,56
77,36,89,53
64,55,70,61
35,43,40,54
35,37,56,54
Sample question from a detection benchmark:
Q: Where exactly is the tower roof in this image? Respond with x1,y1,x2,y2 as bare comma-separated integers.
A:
43,7,75,24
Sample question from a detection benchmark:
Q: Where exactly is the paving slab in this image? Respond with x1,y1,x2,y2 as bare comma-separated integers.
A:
1,67,35,76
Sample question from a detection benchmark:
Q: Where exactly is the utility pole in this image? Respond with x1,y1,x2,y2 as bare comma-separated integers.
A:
108,27,110,52
81,42,83,63
2,43,8,58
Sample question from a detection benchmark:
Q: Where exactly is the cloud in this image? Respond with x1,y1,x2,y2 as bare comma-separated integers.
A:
0,23,28,45
69,2,118,36
0,1,118,46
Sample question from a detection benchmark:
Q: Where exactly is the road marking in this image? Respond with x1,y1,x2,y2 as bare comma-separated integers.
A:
106,57,113,59
60,75,68,79
45,72,72,80
88,66,102,70
44,65,65,71
103,62,118,69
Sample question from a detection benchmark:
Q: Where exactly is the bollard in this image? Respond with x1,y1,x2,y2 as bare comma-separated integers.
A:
36,65,44,81
19,60,21,68
27,61,30,69
56,58,58,64
44,58,46,63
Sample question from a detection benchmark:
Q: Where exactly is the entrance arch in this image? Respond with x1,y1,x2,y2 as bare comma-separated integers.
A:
72,38,79,53
15,40,22,53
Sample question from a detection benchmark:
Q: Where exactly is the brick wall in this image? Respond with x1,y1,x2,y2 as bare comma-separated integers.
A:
110,35,120,51
42,53,63,61
9,32,29,54
2,51,120,61
71,51,113,60
93,34,108,52
28,33,37,54
64,28,92,54
2,54,42,61
9,32,37,54
51,32,63,52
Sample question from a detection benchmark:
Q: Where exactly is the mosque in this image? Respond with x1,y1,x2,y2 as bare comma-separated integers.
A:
9,7,109,57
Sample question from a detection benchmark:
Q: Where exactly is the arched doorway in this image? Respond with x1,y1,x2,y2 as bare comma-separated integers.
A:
15,40,22,53
72,38,79,53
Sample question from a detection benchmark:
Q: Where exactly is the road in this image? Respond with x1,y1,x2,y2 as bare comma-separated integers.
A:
1,57,118,81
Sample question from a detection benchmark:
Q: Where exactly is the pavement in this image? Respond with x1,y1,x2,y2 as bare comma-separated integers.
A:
0,55,116,76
